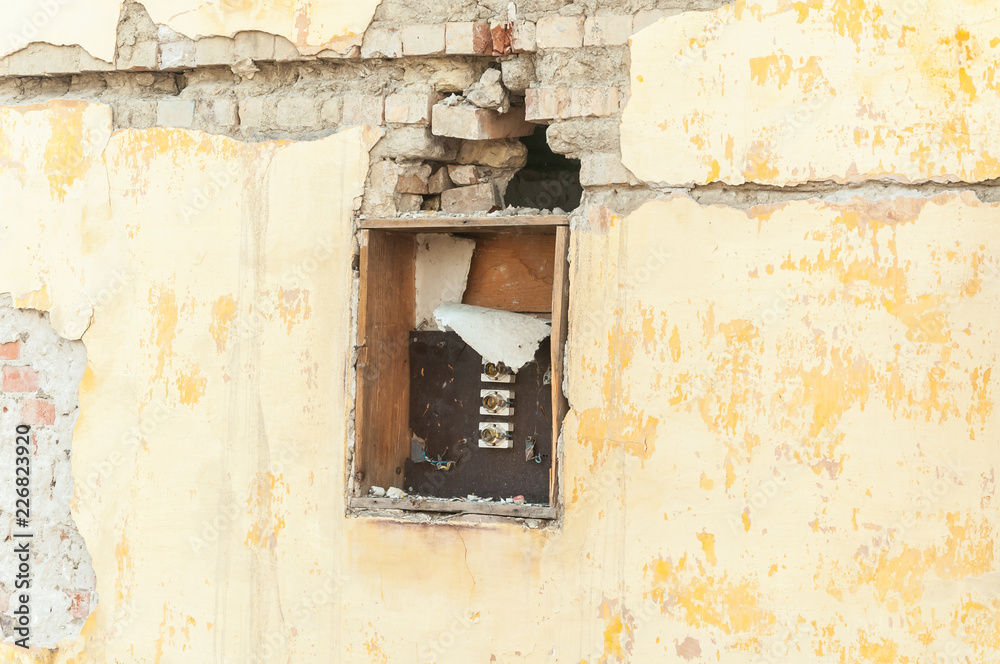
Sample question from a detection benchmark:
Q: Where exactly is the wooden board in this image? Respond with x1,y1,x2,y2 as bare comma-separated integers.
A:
462,233,556,313
350,497,556,520
355,230,415,493
360,215,568,230
549,226,570,509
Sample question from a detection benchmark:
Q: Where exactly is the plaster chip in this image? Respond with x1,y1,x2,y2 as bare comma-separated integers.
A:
141,0,381,55
433,303,551,369
622,0,1000,186
0,0,120,61
414,234,476,330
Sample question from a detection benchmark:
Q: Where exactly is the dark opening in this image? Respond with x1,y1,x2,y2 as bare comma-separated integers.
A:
504,125,582,211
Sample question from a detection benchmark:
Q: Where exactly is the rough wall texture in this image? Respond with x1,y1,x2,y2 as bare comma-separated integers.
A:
0,0,999,662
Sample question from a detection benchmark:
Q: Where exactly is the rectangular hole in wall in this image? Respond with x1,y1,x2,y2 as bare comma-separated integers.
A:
350,217,569,521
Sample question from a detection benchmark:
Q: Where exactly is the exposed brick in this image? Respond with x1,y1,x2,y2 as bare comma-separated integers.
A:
276,96,320,130
501,57,535,94
511,20,536,53
447,164,484,186
68,592,92,620
22,399,55,426
525,87,621,121
196,36,235,66
361,28,403,59
0,341,19,360
321,98,343,124
3,366,38,393
116,100,157,129
401,24,446,56
385,92,440,125
120,40,158,70
583,15,634,46
157,98,196,128
431,103,535,140
490,21,512,55
396,163,432,194
580,152,639,186
159,40,196,70
238,98,271,128
371,127,460,161
343,95,385,126
535,16,585,49
212,98,239,126
235,31,276,61
441,183,500,214
446,22,493,55
428,167,453,194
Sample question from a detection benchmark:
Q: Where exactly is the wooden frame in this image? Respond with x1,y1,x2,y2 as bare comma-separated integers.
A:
350,216,571,521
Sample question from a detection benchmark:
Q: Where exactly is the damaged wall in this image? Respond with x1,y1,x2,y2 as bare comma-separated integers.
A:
0,0,999,663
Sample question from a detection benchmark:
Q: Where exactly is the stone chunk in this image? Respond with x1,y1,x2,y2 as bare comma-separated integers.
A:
446,22,493,55
402,24,446,56
428,167,453,194
447,164,484,186
235,31,276,61
277,97,320,130
432,103,534,140
456,138,528,169
441,183,500,214
465,68,509,112
580,152,640,186
535,16,585,49
501,57,534,94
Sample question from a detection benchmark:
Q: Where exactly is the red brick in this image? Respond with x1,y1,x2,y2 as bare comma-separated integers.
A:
445,22,493,55
3,366,38,392
0,341,19,359
22,399,55,425
490,21,512,55
67,591,91,619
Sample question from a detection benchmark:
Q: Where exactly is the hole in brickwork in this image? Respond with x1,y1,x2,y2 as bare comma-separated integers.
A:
504,125,582,211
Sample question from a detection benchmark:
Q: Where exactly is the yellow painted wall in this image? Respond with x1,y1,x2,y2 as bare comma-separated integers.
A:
622,0,1000,185
2,61,1000,664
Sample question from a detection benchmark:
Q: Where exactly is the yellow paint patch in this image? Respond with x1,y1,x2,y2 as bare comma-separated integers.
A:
210,295,237,352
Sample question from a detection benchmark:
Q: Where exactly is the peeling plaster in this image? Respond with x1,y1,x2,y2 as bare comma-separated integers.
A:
0,0,120,62
141,0,381,55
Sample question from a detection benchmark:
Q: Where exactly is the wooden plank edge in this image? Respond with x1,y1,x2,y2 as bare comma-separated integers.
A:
360,215,569,229
350,497,556,520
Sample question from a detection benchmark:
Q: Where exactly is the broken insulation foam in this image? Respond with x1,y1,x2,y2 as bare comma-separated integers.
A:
432,302,551,369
